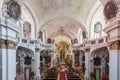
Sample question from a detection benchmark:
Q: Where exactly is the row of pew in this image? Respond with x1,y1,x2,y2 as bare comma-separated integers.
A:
67,72,81,80
43,72,58,80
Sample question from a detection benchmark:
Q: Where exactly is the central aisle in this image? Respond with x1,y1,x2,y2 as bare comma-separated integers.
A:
59,72,66,80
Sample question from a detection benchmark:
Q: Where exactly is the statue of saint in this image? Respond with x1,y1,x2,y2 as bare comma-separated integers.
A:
60,49,65,61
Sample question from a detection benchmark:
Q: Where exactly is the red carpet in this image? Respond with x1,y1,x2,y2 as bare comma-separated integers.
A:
59,72,66,80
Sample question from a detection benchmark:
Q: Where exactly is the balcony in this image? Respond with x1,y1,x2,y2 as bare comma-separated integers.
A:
0,18,20,42
18,37,54,50
73,36,108,49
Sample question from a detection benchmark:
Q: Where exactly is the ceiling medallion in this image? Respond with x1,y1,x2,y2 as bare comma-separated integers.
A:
7,0,21,20
104,0,118,20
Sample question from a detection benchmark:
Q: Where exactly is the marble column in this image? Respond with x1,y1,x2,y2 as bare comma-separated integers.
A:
0,15,20,80
103,19,120,80
108,41,120,80
0,0,3,17
84,48,91,80
35,48,40,80
0,39,17,80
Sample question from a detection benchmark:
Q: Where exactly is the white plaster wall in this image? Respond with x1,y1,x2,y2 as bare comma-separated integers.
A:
8,28,16,38
21,8,35,39
87,0,107,40
23,1,40,39
1,26,7,37
90,5,106,40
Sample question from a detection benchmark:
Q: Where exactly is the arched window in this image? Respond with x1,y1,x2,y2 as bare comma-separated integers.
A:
94,22,102,33
94,22,102,38
23,22,31,38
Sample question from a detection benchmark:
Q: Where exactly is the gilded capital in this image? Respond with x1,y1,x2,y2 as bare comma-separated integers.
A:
4,40,16,49
35,48,40,52
0,39,6,48
84,48,90,53
108,40,120,50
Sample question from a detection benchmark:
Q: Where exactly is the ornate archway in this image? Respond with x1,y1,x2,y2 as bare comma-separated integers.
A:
90,47,109,80
16,46,34,80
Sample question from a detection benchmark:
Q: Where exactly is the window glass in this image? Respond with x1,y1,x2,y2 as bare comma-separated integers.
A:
94,22,102,33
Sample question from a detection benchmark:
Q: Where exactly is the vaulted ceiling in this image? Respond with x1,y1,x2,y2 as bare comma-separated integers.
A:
21,0,102,41
41,17,85,40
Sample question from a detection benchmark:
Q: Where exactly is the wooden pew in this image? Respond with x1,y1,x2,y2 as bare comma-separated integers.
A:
43,72,58,80
67,72,81,80
68,78,81,80
68,76,80,78
43,78,57,80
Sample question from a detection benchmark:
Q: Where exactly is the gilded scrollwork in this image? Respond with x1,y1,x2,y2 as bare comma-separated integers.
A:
5,40,16,49
108,40,120,50
0,39,6,48
84,48,90,53
0,39,16,49
35,48,40,52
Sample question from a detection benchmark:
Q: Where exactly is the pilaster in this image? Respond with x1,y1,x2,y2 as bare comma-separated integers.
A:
84,47,91,80
35,48,40,80
0,39,17,80
0,16,20,80
0,0,3,17
104,18,120,80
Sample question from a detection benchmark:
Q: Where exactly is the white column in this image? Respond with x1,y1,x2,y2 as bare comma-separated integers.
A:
0,48,7,80
0,0,3,17
35,49,40,80
0,40,17,80
109,50,120,80
0,12,20,80
8,49,16,80
85,52,91,80
103,17,120,80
